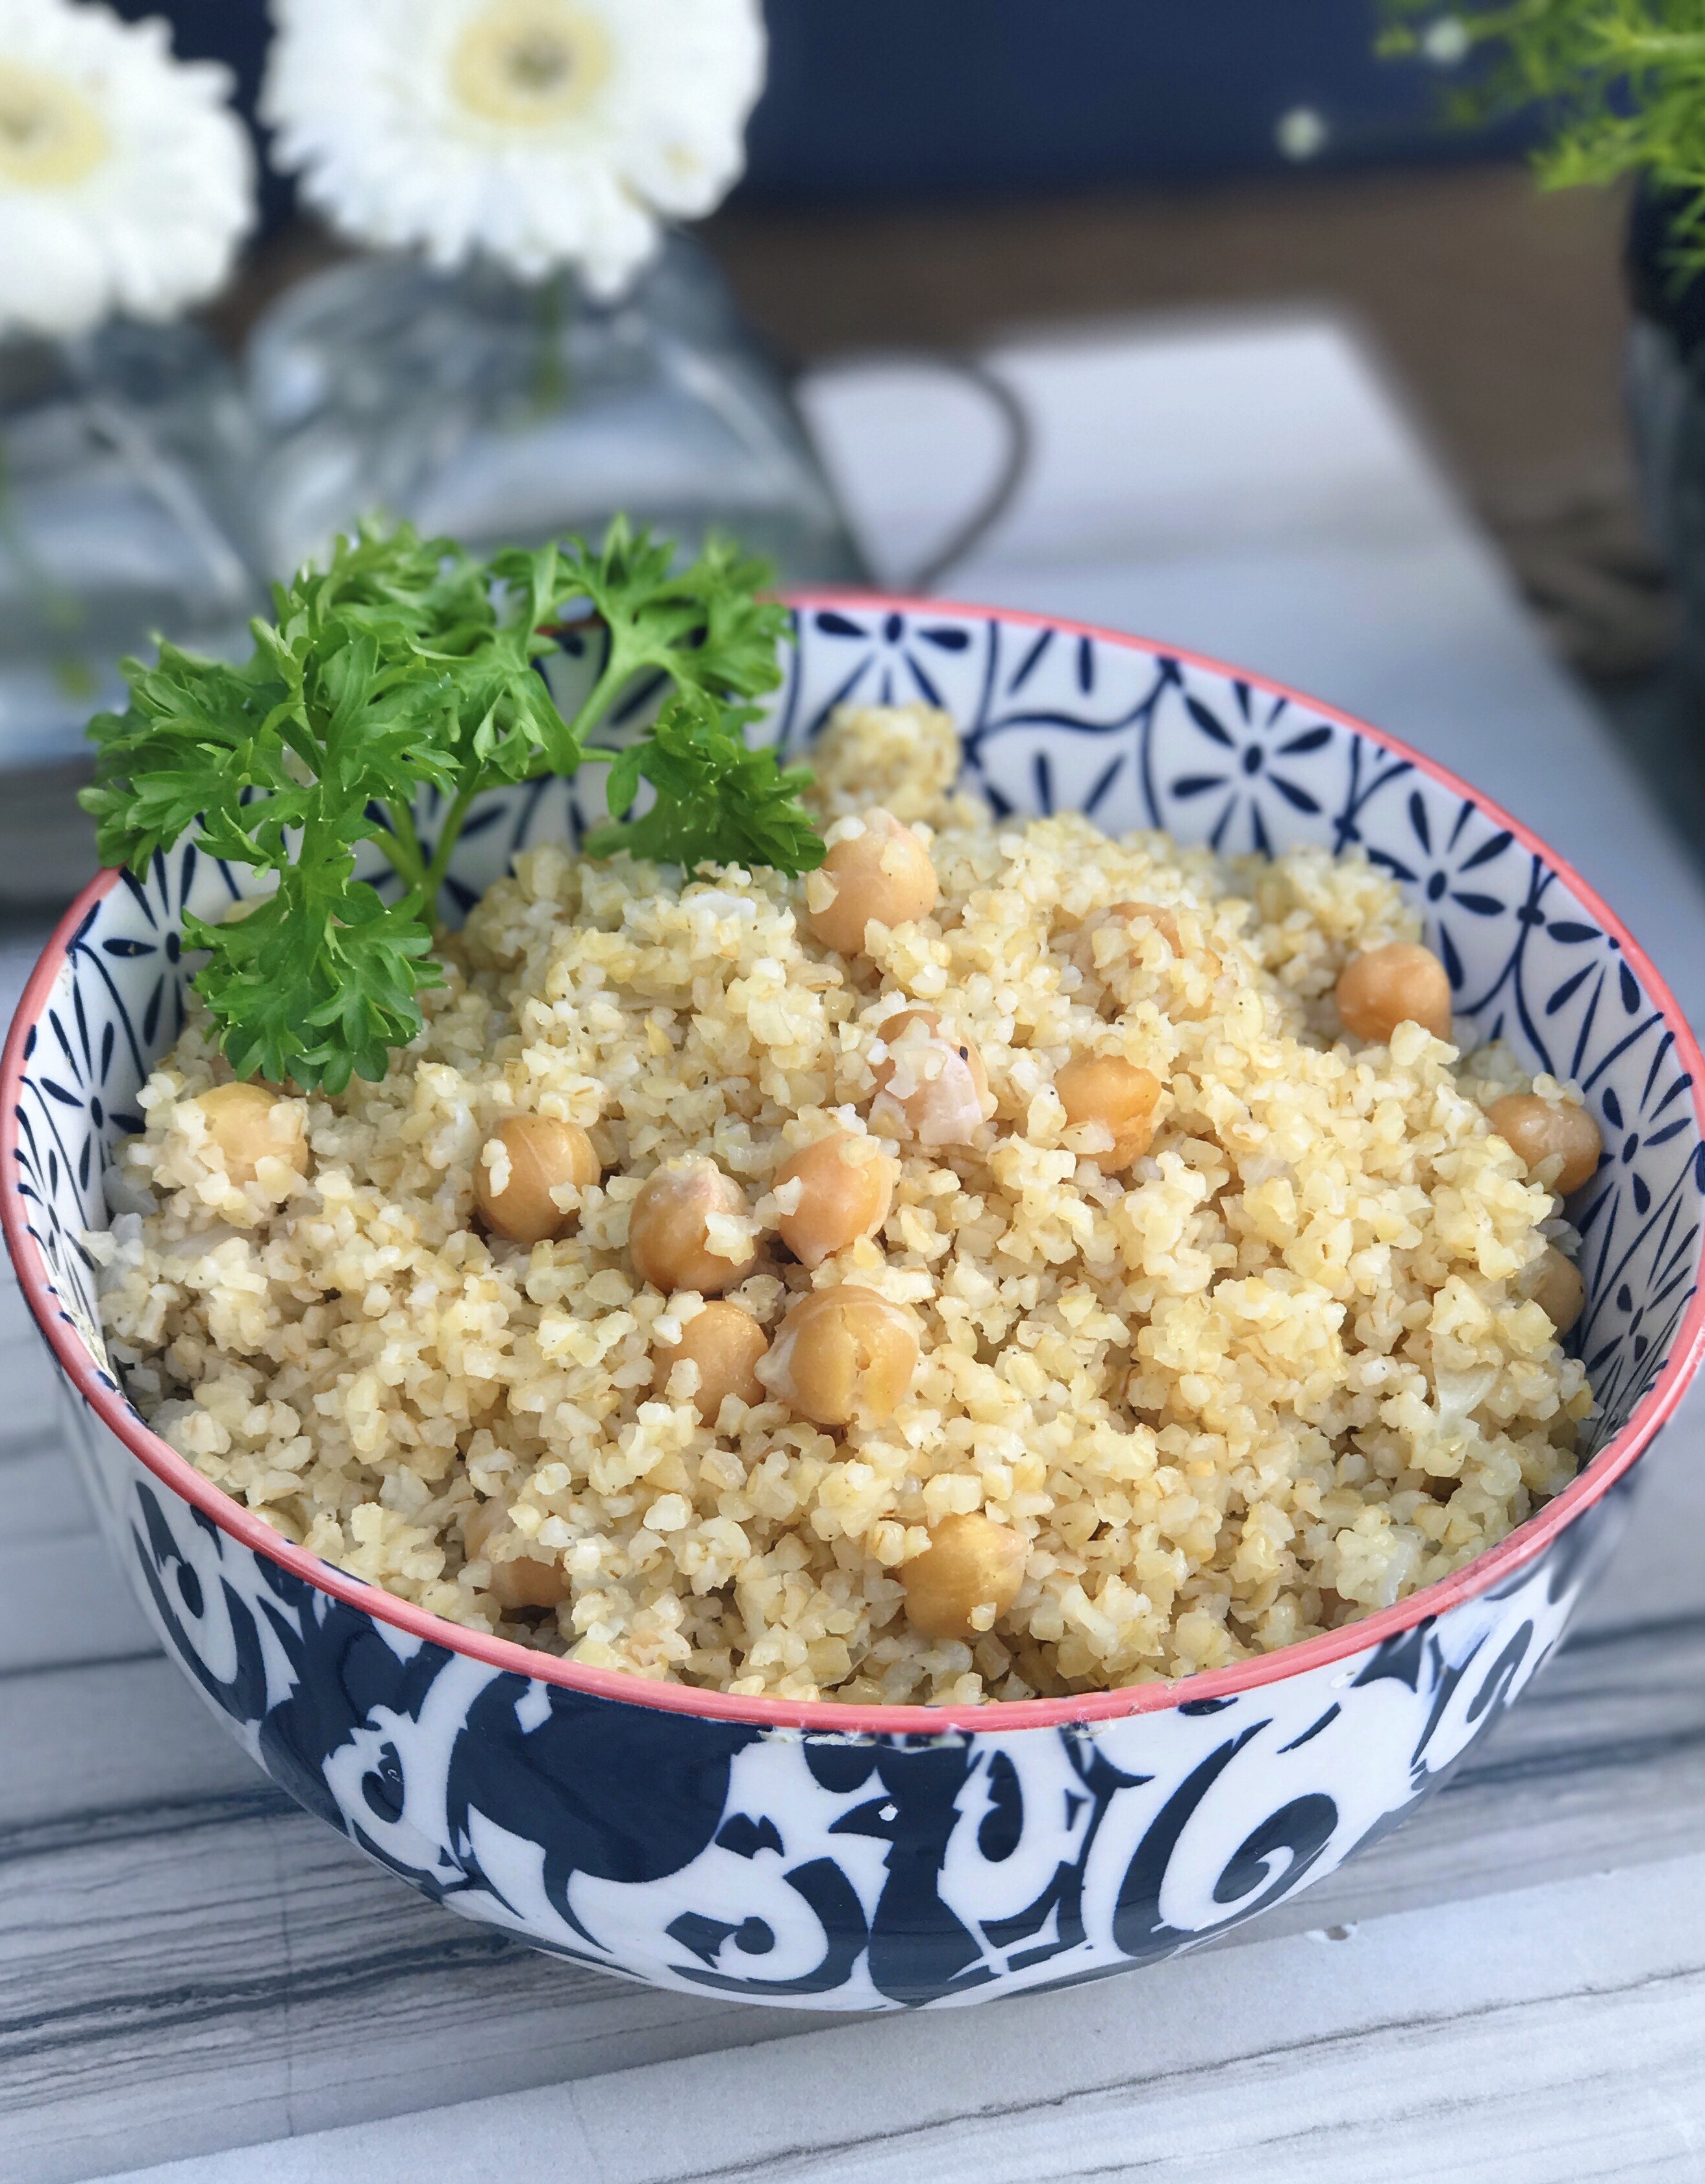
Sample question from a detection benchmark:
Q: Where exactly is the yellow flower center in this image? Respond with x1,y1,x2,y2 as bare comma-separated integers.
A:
451,0,611,130
0,60,108,191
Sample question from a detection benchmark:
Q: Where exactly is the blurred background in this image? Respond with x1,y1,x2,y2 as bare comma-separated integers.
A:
145,0,1639,661
8,0,1690,897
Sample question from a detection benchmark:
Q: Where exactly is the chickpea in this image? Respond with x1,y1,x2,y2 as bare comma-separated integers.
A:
195,1081,307,1185
1056,1054,1162,1170
653,1300,769,1421
464,1500,566,1612
1487,1092,1603,1198
1336,943,1453,1044
758,1285,919,1426
807,810,938,956
1522,1245,1586,1337
869,1008,992,1148
473,1115,599,1245
629,1158,757,1295
775,1130,895,1268
1071,900,1195,978
901,1513,1028,1641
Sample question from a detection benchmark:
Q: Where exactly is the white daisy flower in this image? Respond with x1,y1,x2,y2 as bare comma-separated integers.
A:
262,0,767,302
0,0,255,342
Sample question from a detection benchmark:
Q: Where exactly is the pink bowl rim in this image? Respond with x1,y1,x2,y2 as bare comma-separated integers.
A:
7,588,1704,1737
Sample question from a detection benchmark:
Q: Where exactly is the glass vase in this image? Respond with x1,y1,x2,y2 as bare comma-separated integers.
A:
0,320,261,906
0,319,258,773
242,238,865,586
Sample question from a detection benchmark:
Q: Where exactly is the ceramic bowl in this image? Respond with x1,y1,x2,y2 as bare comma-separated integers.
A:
6,596,1704,2011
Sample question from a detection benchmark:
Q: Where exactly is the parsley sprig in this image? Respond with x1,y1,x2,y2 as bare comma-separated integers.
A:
81,519,814,1093
1378,1,1705,267
587,688,826,875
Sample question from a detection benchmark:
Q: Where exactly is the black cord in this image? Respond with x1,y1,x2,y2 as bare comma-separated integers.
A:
899,354,1034,595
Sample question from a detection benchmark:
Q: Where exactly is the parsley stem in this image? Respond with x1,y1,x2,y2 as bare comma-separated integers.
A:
561,638,638,771
420,778,482,907
386,798,426,877
371,833,419,891
84,519,797,1094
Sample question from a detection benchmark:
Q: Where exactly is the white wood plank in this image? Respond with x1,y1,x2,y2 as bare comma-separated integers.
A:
0,1535,159,1673
5,1596,1704,2184
3,1204,1703,2181
0,1657,260,1828
12,313,1705,2183
0,1807,815,2184
3,1445,97,1545
0,1328,78,1457
1,1242,1702,2178
99,1848,1705,2184
0,934,44,1008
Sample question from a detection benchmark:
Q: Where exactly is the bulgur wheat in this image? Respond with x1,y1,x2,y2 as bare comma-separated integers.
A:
90,702,1595,1705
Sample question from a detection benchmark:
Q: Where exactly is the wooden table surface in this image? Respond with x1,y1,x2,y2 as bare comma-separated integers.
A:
10,315,1705,2184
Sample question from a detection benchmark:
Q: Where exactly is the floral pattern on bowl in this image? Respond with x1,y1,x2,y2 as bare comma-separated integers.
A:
5,595,1703,2009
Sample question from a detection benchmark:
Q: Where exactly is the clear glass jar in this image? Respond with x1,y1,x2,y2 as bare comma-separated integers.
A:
242,238,865,585
0,319,258,774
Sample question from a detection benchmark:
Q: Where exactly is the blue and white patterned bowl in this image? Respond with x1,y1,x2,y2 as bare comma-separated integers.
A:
6,595,1704,2011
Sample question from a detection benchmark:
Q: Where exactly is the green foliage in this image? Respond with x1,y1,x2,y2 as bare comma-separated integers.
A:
1378,2,1705,265
551,519,792,718
586,686,825,875
82,519,812,1094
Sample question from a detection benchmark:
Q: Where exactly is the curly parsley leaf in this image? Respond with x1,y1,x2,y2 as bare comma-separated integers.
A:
522,518,791,731
586,687,825,875
83,522,567,1092
81,517,819,1094
185,884,436,1096
1376,2,1705,273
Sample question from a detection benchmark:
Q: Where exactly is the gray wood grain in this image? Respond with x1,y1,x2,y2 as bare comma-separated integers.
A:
100,1848,1705,2184
5,1067,1704,2183
5,1445,1704,2184
6,305,1705,2184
